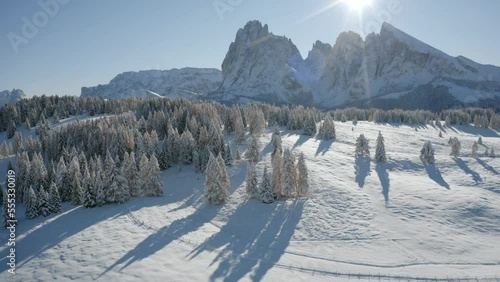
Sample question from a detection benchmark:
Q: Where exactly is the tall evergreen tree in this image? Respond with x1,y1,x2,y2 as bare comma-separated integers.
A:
245,162,259,198
355,134,370,158
470,141,478,158
271,127,282,159
68,157,83,206
25,186,38,219
48,181,61,213
318,114,336,140
124,152,139,197
94,170,106,206
245,135,261,163
374,131,387,163
204,152,227,205
56,156,70,202
83,167,97,208
7,120,17,139
37,188,50,217
216,153,230,193
259,166,274,204
146,155,163,197
297,152,309,196
450,137,461,157
282,148,297,198
271,153,283,199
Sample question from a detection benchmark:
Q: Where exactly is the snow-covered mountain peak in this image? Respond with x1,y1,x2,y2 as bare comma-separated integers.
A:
235,20,270,44
0,88,27,106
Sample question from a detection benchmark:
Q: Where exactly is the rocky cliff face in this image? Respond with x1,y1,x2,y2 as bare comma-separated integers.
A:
217,21,500,109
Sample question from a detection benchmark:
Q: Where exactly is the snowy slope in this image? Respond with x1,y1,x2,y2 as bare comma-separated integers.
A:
81,68,222,99
1,118,499,281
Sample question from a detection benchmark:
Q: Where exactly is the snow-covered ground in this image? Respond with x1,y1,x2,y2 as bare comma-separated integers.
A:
1,120,499,281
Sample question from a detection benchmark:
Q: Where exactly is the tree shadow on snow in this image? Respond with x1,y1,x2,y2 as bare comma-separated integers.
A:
452,125,500,138
375,164,390,206
100,204,221,277
454,158,482,184
315,139,334,156
0,196,171,274
476,158,499,175
292,134,310,150
355,157,371,188
424,165,450,190
189,199,305,282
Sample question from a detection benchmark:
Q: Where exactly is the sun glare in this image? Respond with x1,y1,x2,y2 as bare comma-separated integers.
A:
344,0,372,11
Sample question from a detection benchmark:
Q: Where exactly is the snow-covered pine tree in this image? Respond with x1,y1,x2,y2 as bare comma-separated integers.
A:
374,131,387,163
303,113,317,136
137,153,149,197
204,152,227,205
438,131,443,138
68,156,83,206
146,155,163,197
37,187,50,217
123,152,139,197
297,152,309,196
83,167,97,208
13,132,23,154
179,129,195,165
450,137,461,157
420,141,435,165
224,143,233,166
318,114,336,140
259,166,274,204
271,127,282,158
245,135,261,163
478,136,483,145
232,107,245,144
94,170,106,206
15,151,30,203
25,186,38,219
355,134,370,158
7,120,16,139
271,153,283,199
282,148,297,198
245,162,259,198
48,181,61,213
217,153,230,193
193,149,201,173
470,141,478,158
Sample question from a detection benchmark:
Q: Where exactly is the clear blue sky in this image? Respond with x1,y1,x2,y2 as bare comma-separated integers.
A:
1,0,499,97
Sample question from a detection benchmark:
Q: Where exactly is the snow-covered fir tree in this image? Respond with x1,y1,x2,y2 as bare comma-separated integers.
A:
245,162,259,198
450,137,461,157
7,120,16,139
68,156,83,206
297,152,309,196
193,149,201,173
420,141,435,165
137,154,149,197
232,106,245,144
438,131,443,138
83,167,97,208
179,129,195,165
204,152,228,205
318,114,336,140
37,187,50,217
470,141,478,158
245,135,261,163
355,134,370,158
48,181,61,213
259,166,274,204
145,155,163,197
271,127,282,158
123,152,139,197
25,186,38,219
478,136,483,145
374,131,387,163
303,113,317,136
282,148,297,198
216,153,230,193
271,153,283,199
94,170,106,206
224,143,233,166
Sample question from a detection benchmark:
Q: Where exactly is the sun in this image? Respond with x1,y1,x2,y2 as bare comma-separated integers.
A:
343,0,372,11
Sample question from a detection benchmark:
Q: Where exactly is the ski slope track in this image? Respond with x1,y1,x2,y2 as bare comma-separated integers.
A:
0,116,499,281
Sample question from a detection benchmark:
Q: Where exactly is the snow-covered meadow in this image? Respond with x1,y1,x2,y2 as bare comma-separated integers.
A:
1,119,499,281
